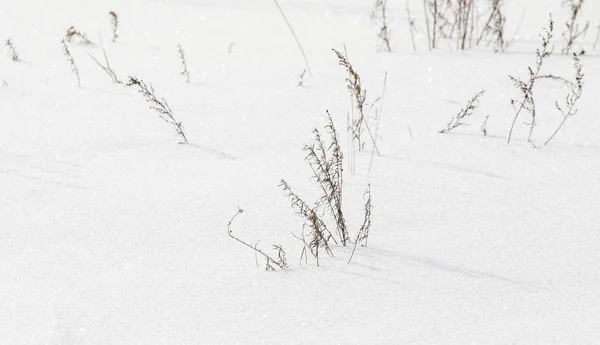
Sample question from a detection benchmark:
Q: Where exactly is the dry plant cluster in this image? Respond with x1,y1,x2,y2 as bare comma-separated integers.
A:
3,1,594,272
230,112,373,270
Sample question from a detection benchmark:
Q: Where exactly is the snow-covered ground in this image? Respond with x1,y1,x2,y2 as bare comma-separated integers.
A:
2,0,600,343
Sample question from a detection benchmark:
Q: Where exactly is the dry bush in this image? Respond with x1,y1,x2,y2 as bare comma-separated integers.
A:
125,76,189,144
439,90,486,133
281,113,373,266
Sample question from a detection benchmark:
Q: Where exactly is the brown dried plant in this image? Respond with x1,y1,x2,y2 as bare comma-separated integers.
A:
544,53,584,145
61,40,81,87
109,11,119,42
125,76,189,144
507,15,554,145
66,26,91,44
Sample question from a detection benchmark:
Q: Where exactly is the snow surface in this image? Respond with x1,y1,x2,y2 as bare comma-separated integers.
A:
1,0,600,343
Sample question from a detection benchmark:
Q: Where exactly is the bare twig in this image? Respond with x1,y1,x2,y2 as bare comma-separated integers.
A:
439,90,485,133
272,0,312,75
348,185,373,264
544,53,584,145
177,44,190,83
61,40,81,87
226,208,286,270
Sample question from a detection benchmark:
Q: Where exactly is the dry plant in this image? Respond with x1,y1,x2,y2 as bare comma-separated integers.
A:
281,114,374,266
109,11,119,42
304,111,348,245
66,26,91,44
333,48,380,174
544,53,584,145
5,39,19,61
477,0,506,52
372,0,392,52
297,69,306,88
87,38,119,83
424,0,455,50
562,0,589,54
61,40,81,87
507,15,554,145
439,90,485,133
348,185,372,264
405,0,418,51
480,114,490,136
177,44,190,83
280,180,334,266
125,76,189,144
227,208,288,271
457,0,476,50
272,0,312,75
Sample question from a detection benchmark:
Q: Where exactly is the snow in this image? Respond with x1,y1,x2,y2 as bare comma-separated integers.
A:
1,0,600,343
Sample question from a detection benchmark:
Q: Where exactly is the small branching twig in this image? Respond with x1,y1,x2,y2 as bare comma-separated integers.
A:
372,0,392,52
439,90,485,133
562,0,589,55
297,69,306,88
177,44,190,83
226,208,287,270
66,26,91,44
348,185,373,264
61,40,81,87
109,11,119,42
480,114,490,136
507,15,554,144
272,245,289,270
545,53,584,145
125,76,188,144
5,39,19,61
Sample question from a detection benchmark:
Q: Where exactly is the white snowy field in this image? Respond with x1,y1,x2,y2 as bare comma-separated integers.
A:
1,0,600,343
